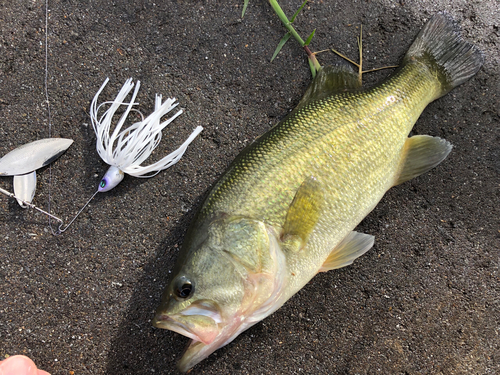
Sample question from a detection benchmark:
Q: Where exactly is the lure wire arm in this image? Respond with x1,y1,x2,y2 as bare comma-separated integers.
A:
0,186,63,224
55,190,98,234
1,186,99,235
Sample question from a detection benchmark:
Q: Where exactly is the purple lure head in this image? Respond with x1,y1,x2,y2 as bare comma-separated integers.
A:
98,166,124,192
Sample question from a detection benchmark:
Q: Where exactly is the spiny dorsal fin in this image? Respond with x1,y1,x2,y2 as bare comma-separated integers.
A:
319,231,374,272
295,65,361,111
283,176,323,247
394,135,452,186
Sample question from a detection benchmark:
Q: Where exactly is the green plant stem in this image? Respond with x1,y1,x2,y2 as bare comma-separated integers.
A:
268,0,321,76
304,45,321,75
269,0,305,45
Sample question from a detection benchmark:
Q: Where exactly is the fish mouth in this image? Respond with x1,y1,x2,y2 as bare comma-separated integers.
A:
153,314,219,346
152,301,223,345
153,301,233,372
177,339,210,373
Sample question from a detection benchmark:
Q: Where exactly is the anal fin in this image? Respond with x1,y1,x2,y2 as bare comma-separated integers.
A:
319,231,374,272
394,135,452,186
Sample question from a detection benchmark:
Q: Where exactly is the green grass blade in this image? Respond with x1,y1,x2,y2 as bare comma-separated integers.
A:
242,0,249,18
271,32,292,62
290,0,308,23
308,58,317,78
304,29,316,46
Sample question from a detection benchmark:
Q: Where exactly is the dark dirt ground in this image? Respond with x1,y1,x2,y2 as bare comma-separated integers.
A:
1,0,499,374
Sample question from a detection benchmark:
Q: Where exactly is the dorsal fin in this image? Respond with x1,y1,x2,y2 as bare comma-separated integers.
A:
295,65,360,111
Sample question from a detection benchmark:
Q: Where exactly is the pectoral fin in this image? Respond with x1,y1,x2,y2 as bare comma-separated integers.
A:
282,177,323,252
394,135,452,186
319,231,374,272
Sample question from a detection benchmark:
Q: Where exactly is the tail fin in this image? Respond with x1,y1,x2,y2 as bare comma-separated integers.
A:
404,12,483,97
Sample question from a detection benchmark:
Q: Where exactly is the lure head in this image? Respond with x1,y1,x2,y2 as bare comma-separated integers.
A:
98,166,124,192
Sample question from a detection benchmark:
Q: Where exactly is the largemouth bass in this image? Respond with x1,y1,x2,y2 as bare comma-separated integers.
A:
152,13,483,372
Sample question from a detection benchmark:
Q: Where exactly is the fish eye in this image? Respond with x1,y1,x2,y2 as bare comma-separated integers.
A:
100,179,107,188
177,283,193,298
173,277,194,300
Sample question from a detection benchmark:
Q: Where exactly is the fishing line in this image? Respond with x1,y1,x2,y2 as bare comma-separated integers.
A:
42,0,97,236
44,0,51,140
44,0,59,235
41,0,99,235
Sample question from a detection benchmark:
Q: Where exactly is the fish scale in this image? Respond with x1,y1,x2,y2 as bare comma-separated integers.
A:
202,63,439,235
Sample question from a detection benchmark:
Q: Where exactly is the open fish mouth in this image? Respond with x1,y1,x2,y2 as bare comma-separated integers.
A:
153,301,235,372
152,301,222,345
153,314,205,343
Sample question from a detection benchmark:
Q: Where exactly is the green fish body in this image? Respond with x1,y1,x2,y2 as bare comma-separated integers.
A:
153,13,483,372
